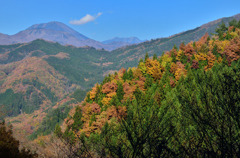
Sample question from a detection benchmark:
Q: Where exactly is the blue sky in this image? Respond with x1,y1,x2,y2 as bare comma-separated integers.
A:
0,0,240,41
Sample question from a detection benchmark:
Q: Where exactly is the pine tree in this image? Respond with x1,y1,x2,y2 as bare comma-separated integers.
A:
71,106,83,132
116,82,124,102
153,53,158,60
144,52,149,63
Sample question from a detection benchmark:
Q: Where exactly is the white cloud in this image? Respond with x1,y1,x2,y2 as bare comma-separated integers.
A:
97,12,102,17
69,12,103,25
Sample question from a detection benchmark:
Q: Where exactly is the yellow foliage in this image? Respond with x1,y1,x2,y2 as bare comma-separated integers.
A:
152,66,162,81
230,32,239,38
111,79,118,84
133,68,143,79
145,59,160,76
235,28,240,36
175,68,187,81
81,105,92,122
170,62,177,74
138,62,147,74
160,54,172,67
208,40,215,51
217,57,223,63
194,53,207,61
214,40,230,53
101,97,111,106
176,50,183,60
89,87,97,100
107,92,116,98
204,52,216,70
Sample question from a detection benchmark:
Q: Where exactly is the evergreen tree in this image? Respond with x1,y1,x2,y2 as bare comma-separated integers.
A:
229,19,237,27
128,68,133,80
144,52,149,63
153,53,158,60
71,106,83,132
171,51,177,63
144,75,153,89
173,44,178,50
116,82,124,102
122,71,128,81
238,20,240,28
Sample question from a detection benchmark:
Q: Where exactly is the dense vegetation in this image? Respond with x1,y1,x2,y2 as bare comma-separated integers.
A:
0,89,26,119
54,20,240,157
0,15,239,157
0,79,59,119
29,99,75,140
0,16,237,121
0,121,38,157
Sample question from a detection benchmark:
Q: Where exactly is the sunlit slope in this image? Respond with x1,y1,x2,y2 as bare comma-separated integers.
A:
57,20,240,157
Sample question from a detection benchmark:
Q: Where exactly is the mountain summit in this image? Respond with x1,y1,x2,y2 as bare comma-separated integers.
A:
0,21,140,51
26,21,89,40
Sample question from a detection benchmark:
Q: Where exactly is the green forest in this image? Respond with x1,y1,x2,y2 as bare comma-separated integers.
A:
52,20,240,157
1,17,240,157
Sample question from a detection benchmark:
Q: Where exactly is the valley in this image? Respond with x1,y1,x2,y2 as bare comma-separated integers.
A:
0,12,240,157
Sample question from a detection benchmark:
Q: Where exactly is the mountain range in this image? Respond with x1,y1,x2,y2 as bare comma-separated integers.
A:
0,13,240,154
0,22,145,51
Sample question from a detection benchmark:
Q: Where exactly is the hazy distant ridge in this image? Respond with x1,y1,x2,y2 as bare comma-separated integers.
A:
102,37,145,44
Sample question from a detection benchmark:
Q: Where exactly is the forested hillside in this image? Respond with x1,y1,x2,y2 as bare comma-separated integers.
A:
0,15,240,157
109,14,240,69
53,19,240,157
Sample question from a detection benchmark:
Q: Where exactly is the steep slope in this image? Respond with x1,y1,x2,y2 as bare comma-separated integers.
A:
107,13,240,69
0,39,113,88
0,15,239,146
53,20,240,157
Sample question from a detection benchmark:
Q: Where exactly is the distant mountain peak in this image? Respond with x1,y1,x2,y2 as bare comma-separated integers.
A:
102,37,145,44
26,21,89,40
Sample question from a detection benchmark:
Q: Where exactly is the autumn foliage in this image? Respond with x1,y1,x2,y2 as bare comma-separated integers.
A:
53,20,240,157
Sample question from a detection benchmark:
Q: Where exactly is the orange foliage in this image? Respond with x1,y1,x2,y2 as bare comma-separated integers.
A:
184,44,196,57
123,82,136,101
170,62,177,74
81,102,101,122
179,43,186,51
174,62,187,81
118,68,126,78
191,60,199,69
80,105,127,137
204,52,216,70
89,86,97,100
223,38,240,65
169,77,175,88
134,80,145,91
102,81,118,94
106,106,127,121
133,68,143,79
197,33,209,47
228,26,234,32
170,48,178,56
